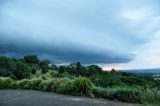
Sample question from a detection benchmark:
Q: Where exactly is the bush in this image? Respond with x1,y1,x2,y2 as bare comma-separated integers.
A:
41,76,47,80
31,68,36,74
39,79,52,91
92,86,142,103
92,87,115,100
0,77,14,89
40,61,49,74
71,77,93,95
0,56,31,80
52,72,74,79
0,56,16,71
28,78,43,90
92,74,125,87
18,79,31,89
10,81,18,89
46,78,69,92
56,77,93,96
142,88,160,105
38,78,69,93
24,55,39,64
0,56,17,79
58,66,66,73
18,78,43,90
55,78,72,94
0,68,17,79
115,87,142,103
14,61,31,80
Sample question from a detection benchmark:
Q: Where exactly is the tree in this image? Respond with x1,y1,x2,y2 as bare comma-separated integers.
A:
24,55,39,64
50,64,58,70
87,65,102,76
0,56,17,79
76,62,82,70
0,56,16,71
39,61,49,74
68,62,88,76
111,68,115,71
31,66,37,74
14,61,31,80
58,66,66,73
0,68,17,79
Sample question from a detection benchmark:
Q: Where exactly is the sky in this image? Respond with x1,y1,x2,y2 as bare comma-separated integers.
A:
0,0,160,70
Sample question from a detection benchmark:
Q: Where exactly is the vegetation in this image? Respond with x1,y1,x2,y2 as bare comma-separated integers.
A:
0,56,31,80
24,55,39,64
92,86,142,103
39,60,49,74
0,55,160,105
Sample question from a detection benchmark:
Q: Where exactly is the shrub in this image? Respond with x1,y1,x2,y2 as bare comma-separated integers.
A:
71,77,93,96
14,61,31,80
55,78,72,94
24,55,39,64
92,87,115,100
0,77,14,89
52,72,74,79
18,78,43,90
58,66,66,73
92,74,125,87
92,86,142,103
56,77,93,96
115,87,142,103
46,78,69,92
0,56,31,80
0,56,17,79
40,61,49,74
38,78,69,91
29,78,43,90
31,68,36,74
18,79,31,89
0,56,16,71
142,88,160,105
39,79,52,91
10,81,18,89
0,68,17,79
41,76,47,80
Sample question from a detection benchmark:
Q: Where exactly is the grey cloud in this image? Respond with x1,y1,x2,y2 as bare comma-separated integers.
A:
0,0,159,64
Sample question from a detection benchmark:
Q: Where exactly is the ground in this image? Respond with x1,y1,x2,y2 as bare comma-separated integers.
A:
0,90,139,106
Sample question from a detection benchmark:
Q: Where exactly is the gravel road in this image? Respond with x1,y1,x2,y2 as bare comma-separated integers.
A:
0,90,139,106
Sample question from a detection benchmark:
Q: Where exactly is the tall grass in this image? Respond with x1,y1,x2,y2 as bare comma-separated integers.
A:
142,88,160,105
56,77,93,96
92,86,160,104
92,86,142,103
0,77,93,96
0,77,17,89
0,77,159,105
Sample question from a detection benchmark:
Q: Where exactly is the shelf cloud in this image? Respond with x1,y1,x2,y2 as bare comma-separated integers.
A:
0,0,160,67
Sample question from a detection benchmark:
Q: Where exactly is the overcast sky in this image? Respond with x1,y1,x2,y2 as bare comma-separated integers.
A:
0,0,160,69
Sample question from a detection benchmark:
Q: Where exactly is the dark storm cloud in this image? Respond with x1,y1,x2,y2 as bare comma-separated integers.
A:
0,0,159,65
0,39,134,64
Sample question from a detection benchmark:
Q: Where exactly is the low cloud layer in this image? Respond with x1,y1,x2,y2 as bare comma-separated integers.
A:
0,0,160,67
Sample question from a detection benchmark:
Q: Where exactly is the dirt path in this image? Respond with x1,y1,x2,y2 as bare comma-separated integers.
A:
0,90,139,106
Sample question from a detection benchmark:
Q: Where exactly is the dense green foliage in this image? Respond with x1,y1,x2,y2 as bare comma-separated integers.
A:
0,56,31,79
14,61,31,80
55,62,158,89
0,55,50,79
92,86,142,103
39,60,49,74
0,55,160,105
0,77,93,96
24,55,39,64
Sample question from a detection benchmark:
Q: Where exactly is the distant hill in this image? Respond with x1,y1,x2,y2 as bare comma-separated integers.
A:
119,69,160,74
